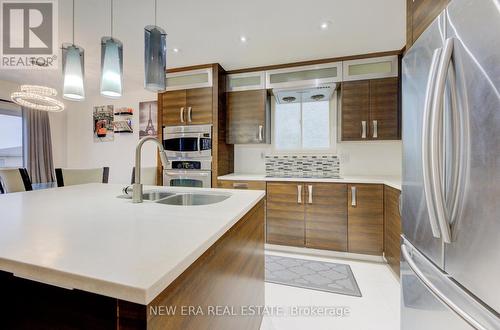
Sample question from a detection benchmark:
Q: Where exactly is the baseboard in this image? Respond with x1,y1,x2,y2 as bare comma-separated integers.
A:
265,244,386,263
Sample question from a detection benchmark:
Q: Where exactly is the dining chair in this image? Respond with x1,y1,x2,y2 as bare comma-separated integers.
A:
130,167,158,185
0,168,33,193
55,167,110,187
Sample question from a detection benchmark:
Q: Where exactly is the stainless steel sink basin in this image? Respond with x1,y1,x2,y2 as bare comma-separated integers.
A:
156,193,230,206
118,190,175,201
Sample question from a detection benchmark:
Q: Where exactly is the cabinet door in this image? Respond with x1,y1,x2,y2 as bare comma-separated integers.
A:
186,87,212,125
305,183,347,251
384,186,401,276
341,80,370,141
227,90,267,144
369,77,399,140
162,90,186,126
266,182,305,247
348,184,384,255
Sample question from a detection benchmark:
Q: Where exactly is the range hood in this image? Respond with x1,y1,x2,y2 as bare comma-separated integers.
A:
272,84,336,104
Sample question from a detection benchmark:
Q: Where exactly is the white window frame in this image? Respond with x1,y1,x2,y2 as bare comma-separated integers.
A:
271,95,337,154
0,103,24,168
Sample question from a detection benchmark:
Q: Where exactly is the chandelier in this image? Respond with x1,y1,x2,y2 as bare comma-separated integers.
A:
11,85,65,112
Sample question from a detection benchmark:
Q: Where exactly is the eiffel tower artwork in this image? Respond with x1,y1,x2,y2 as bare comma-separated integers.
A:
139,101,157,138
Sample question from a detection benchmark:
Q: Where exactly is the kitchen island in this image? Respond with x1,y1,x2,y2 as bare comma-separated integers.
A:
0,183,266,329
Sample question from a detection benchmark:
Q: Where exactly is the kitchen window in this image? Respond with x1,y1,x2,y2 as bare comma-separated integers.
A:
273,100,331,151
0,108,23,168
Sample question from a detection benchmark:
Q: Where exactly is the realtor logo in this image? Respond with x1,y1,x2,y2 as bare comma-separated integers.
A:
0,0,58,69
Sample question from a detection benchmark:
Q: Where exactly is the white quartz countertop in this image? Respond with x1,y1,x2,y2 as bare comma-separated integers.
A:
218,173,401,190
0,183,265,305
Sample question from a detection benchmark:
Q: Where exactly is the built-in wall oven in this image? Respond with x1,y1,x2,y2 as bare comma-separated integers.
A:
163,159,212,188
162,125,212,159
162,125,212,188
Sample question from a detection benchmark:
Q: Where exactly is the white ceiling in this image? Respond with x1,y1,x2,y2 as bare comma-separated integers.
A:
0,0,405,97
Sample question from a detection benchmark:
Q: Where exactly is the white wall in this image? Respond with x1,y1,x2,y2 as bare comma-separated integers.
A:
66,88,158,184
0,79,67,168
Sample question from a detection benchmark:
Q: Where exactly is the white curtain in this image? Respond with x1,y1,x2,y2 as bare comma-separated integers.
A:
22,108,54,183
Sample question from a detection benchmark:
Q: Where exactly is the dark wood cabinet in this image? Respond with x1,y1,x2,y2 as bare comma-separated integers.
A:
347,184,384,255
266,182,305,247
407,0,450,49
266,182,348,251
226,89,269,144
369,77,399,140
341,78,399,141
160,87,212,126
341,80,370,141
305,183,348,251
384,186,401,276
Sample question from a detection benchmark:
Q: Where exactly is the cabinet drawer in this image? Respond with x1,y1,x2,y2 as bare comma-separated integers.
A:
218,180,266,190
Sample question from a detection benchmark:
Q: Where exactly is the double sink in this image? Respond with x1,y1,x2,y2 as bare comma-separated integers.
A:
120,190,231,206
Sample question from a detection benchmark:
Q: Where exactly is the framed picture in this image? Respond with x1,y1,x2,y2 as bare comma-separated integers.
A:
113,107,133,133
139,101,158,138
93,105,114,142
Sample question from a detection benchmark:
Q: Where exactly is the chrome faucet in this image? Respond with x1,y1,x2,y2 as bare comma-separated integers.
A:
132,136,169,203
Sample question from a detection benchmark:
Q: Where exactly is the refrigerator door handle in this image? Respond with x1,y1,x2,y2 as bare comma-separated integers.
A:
422,48,443,239
430,38,454,243
401,244,488,330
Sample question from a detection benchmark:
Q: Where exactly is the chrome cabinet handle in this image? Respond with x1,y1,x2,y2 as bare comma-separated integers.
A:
351,186,357,206
197,134,201,153
398,193,402,217
308,185,313,204
361,121,367,139
258,125,263,142
233,182,248,189
422,48,443,239
372,120,378,138
180,107,185,123
401,244,488,330
430,38,454,244
297,185,302,204
187,107,192,123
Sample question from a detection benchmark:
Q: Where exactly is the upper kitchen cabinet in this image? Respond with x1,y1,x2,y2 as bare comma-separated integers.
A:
227,72,266,92
226,89,270,144
342,55,398,81
341,77,400,141
161,87,213,126
165,68,213,91
406,0,450,49
265,62,342,89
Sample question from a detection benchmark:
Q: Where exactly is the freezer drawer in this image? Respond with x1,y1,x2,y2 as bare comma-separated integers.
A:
401,237,499,330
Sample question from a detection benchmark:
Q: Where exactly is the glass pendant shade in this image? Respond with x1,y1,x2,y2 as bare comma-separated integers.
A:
62,44,85,101
144,25,167,92
100,37,123,98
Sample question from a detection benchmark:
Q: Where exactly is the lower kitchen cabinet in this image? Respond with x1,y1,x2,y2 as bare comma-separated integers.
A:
305,183,348,251
384,186,401,276
266,182,348,251
347,184,384,255
217,180,266,190
266,182,305,247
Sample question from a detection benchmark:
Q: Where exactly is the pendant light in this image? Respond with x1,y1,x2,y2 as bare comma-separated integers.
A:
62,0,85,101
144,0,167,92
100,0,123,98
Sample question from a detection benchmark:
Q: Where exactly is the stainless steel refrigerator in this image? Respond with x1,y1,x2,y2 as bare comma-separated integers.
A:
401,0,500,328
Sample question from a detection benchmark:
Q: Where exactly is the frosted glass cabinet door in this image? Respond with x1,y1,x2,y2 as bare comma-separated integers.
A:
266,62,342,89
165,68,213,91
227,72,266,91
342,55,398,81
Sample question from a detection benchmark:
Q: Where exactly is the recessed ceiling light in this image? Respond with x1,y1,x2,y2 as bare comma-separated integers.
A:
172,48,179,53
240,36,247,43
320,21,330,30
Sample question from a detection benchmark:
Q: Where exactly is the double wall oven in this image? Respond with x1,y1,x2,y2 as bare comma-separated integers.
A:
162,125,212,188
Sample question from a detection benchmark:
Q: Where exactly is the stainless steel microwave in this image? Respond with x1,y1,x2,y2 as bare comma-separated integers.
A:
162,125,212,159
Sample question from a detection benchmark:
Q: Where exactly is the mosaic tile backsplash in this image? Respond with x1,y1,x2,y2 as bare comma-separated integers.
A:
265,155,340,178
